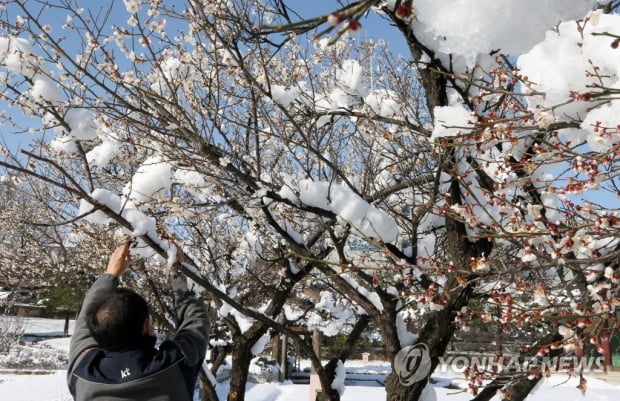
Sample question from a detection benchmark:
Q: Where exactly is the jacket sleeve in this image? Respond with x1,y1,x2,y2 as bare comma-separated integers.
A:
171,273,210,367
67,273,119,375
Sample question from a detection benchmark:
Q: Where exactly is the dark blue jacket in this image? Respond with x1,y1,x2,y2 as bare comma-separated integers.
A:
67,273,209,401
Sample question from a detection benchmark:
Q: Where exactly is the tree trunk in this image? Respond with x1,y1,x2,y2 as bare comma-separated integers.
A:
384,285,473,401
471,332,563,401
272,334,282,369
199,344,232,401
314,380,341,401
315,315,371,401
505,377,541,401
199,371,219,401
227,343,253,401
310,329,341,401
64,312,70,337
313,360,342,401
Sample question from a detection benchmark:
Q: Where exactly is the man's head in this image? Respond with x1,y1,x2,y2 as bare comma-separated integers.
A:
86,288,152,350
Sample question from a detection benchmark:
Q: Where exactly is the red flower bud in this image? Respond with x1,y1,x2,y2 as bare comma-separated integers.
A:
347,18,361,33
395,4,411,20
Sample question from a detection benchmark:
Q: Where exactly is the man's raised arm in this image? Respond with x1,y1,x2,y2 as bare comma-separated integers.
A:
67,240,131,375
169,255,210,367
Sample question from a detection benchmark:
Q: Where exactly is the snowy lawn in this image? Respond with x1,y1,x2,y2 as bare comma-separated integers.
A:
2,368,620,401
1,317,619,400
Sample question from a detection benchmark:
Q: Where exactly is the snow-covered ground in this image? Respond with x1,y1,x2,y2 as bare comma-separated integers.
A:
1,317,619,401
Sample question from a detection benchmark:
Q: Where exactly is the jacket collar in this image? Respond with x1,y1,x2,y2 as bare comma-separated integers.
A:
107,335,157,352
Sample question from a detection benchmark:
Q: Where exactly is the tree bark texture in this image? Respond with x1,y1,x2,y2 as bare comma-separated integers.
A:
384,284,473,401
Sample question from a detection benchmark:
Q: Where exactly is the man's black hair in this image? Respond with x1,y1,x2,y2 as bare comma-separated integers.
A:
86,288,149,350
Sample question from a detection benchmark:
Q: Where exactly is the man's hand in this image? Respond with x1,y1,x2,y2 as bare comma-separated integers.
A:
169,242,183,276
163,233,183,276
106,238,132,277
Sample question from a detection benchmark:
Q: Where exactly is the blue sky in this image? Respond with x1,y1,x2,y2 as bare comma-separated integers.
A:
0,1,407,156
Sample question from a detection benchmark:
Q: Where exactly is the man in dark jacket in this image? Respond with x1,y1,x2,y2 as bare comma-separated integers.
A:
67,239,209,401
